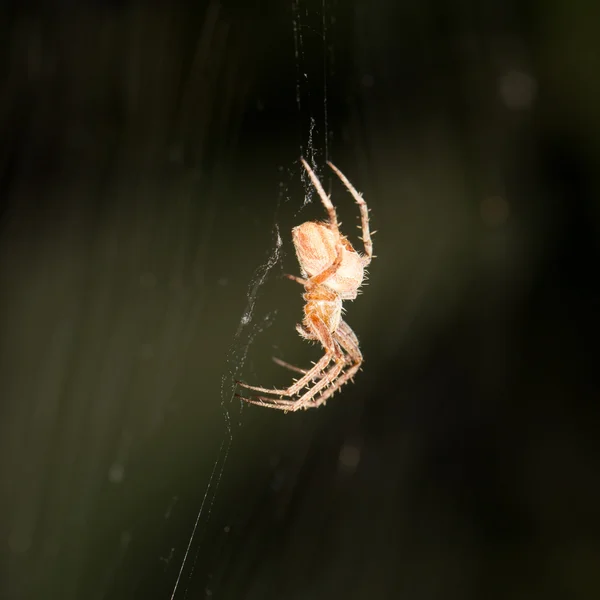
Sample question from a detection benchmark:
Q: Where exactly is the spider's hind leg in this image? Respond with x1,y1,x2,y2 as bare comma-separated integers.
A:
272,356,308,375
285,274,306,285
235,393,306,412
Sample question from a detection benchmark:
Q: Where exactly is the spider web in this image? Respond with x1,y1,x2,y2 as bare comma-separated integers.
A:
167,225,284,599
167,5,334,597
0,3,337,599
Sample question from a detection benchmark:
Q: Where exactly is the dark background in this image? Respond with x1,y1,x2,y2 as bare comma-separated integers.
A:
1,1,599,599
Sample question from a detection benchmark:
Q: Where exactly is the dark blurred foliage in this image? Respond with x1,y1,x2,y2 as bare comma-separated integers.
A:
1,1,599,599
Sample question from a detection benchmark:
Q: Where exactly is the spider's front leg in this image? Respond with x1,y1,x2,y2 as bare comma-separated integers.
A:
327,161,373,265
301,157,339,230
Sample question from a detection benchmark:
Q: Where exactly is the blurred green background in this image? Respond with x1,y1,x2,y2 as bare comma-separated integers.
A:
1,1,599,599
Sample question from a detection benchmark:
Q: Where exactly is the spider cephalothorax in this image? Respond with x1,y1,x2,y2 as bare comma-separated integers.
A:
237,158,373,411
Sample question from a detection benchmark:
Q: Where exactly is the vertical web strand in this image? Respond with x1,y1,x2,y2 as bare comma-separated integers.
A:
322,0,329,162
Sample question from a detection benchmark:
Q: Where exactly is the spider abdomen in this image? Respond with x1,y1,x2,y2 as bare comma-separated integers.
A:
292,222,337,278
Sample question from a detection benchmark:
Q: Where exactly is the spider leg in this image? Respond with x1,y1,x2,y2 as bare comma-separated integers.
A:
337,319,362,357
234,393,306,412
308,363,359,408
238,313,336,397
238,312,348,411
301,157,339,231
327,161,373,266
272,356,340,391
241,345,347,412
272,356,309,375
237,366,331,398
283,339,350,380
285,274,306,285
237,351,332,396
308,320,363,408
239,328,359,413
281,330,359,410
272,356,334,384
284,358,346,411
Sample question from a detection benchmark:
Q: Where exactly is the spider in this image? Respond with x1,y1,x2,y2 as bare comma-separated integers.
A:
236,157,373,411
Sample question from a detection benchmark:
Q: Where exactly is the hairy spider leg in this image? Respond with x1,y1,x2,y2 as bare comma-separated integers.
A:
238,340,347,412
245,322,362,411
241,319,361,412
301,157,339,231
326,161,373,266
240,357,346,412
306,319,362,404
238,310,339,397
272,356,309,375
307,320,363,408
237,306,350,411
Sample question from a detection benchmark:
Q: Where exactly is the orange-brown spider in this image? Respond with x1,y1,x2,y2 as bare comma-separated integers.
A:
237,157,373,411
